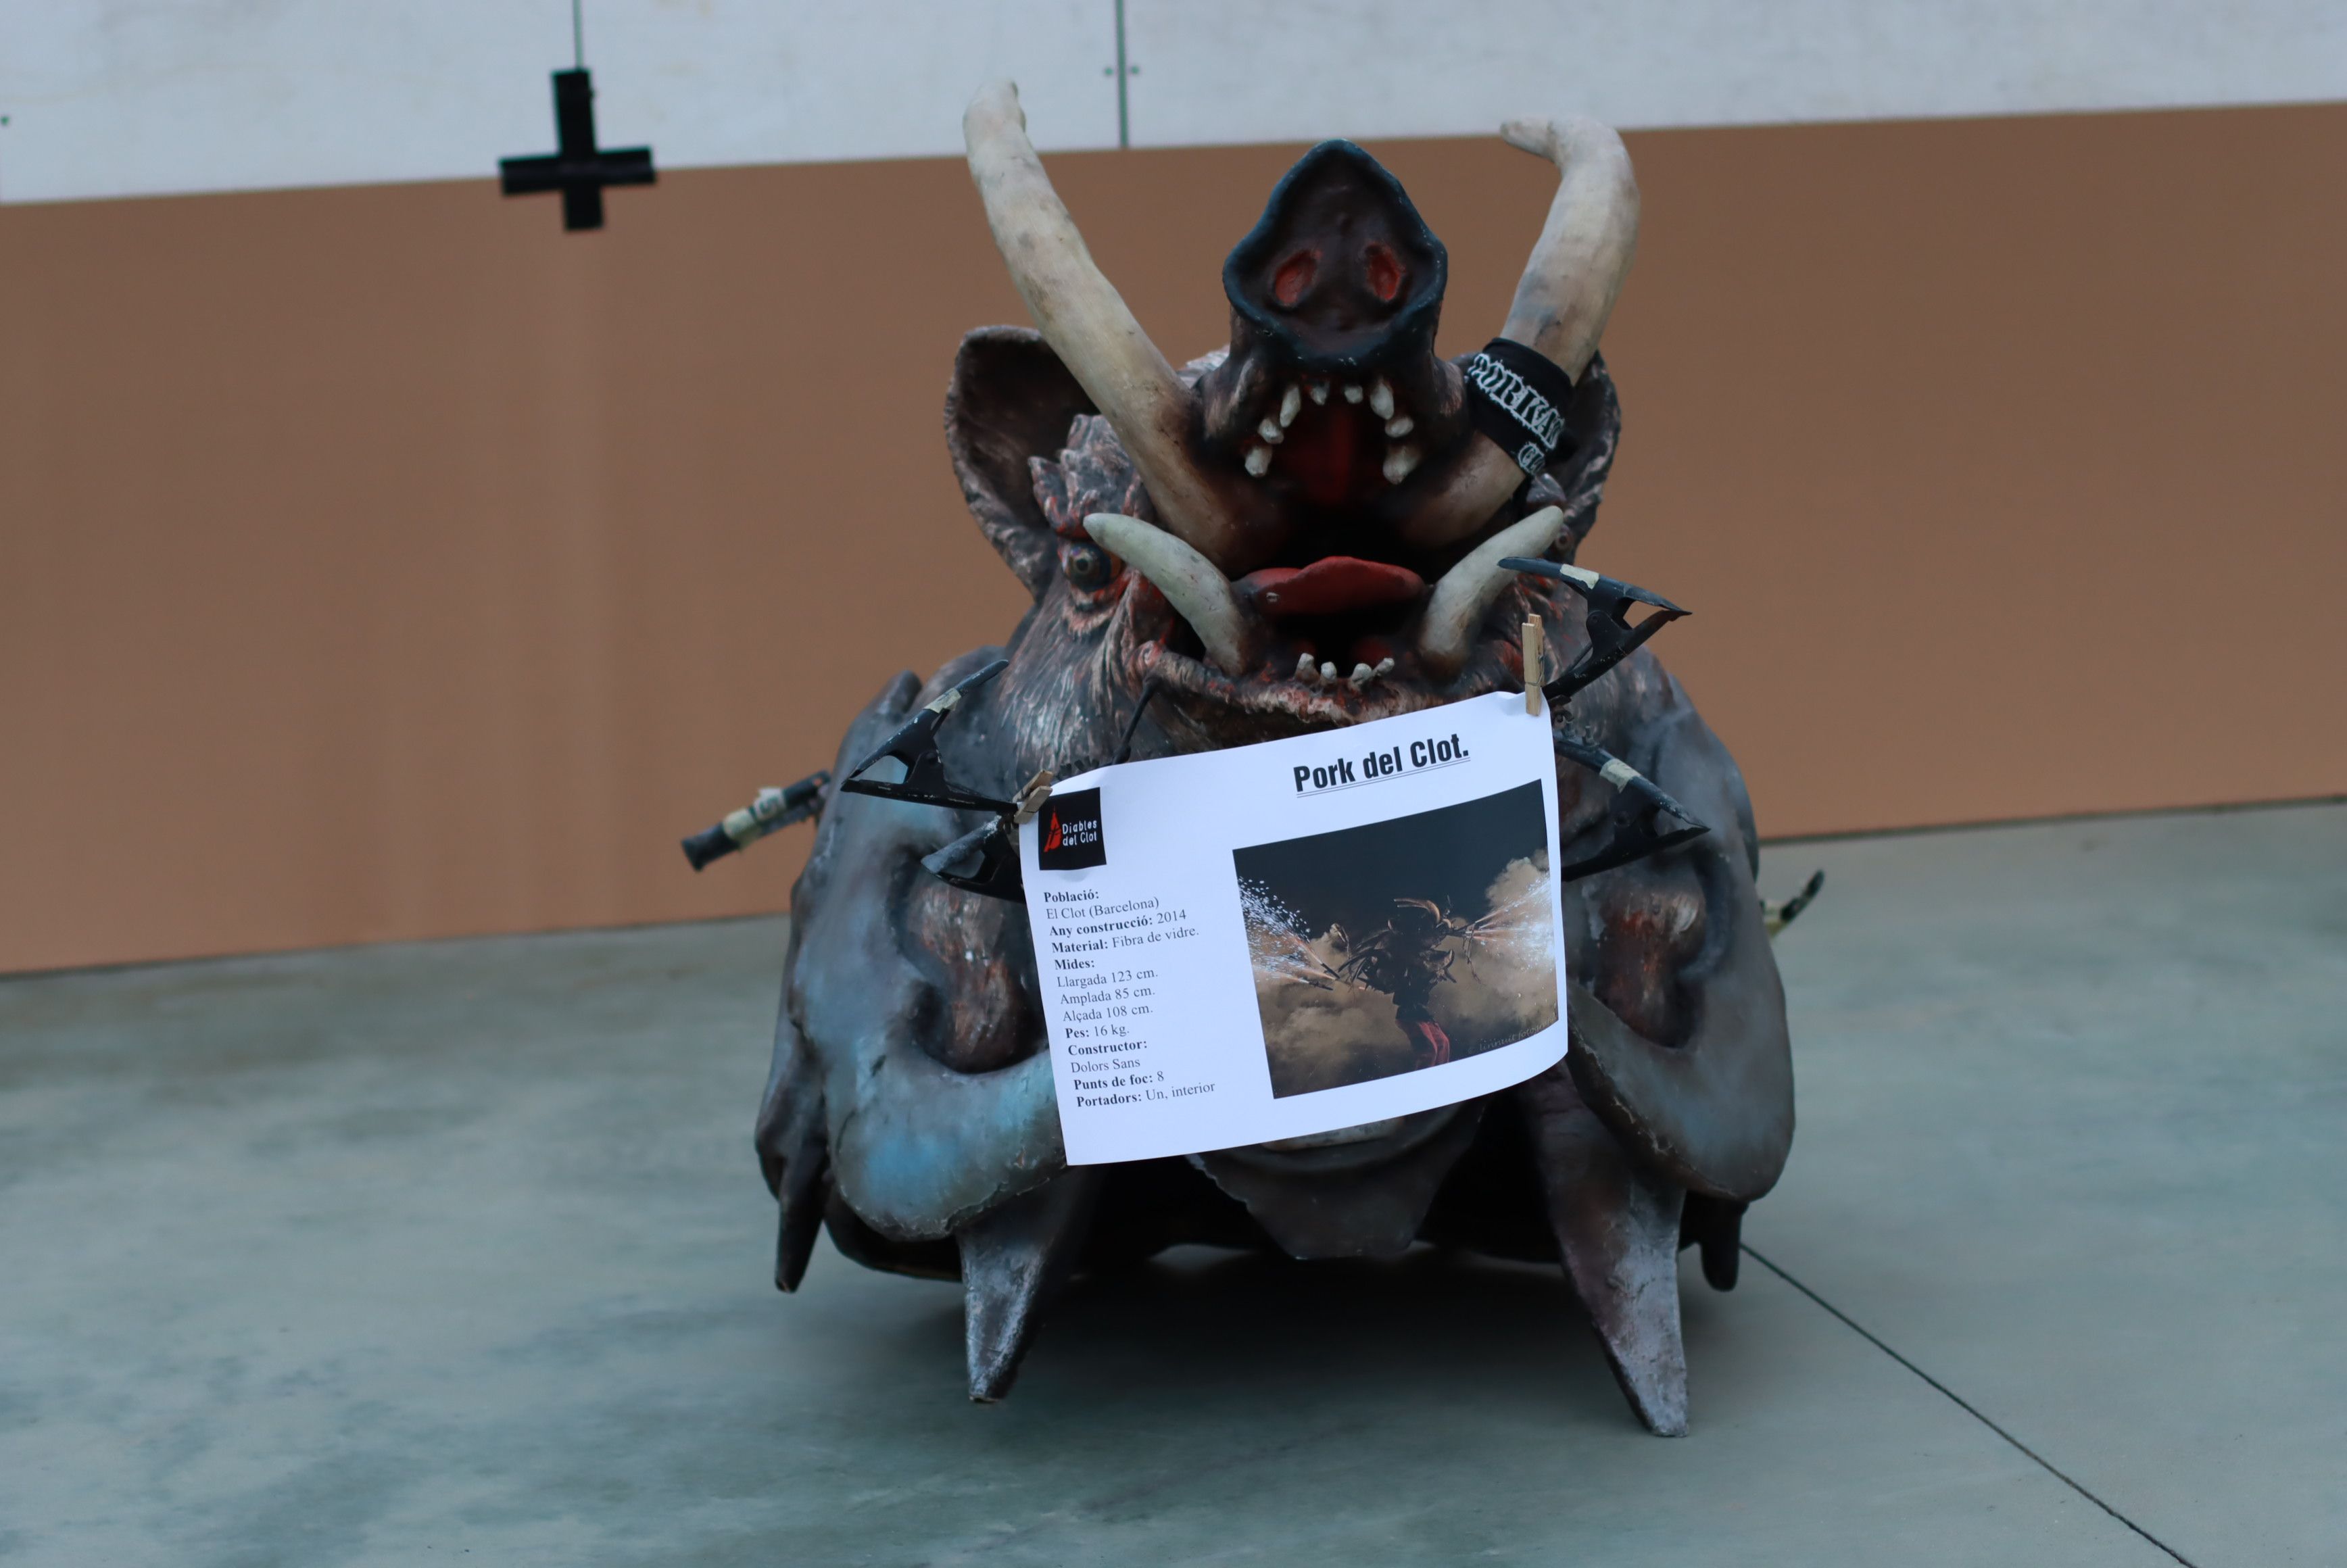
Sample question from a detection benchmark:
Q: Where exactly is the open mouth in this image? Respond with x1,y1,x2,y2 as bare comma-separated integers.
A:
1238,370,1428,496
1088,493,1563,726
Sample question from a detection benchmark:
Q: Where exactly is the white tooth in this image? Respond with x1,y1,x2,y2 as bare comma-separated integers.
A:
1244,443,1272,477
1382,445,1421,485
1416,506,1566,679
1278,385,1302,427
1368,378,1395,419
1257,417,1284,444
1084,513,1263,677
1320,661,1338,682
1348,662,1376,689
1295,652,1319,681
1342,383,1364,403
1384,415,1413,437
1307,381,1329,405
1374,657,1395,676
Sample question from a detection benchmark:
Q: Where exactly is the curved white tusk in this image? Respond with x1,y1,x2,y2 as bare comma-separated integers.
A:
1416,507,1566,678
1085,513,1261,677
1495,116,1640,381
965,83,1242,569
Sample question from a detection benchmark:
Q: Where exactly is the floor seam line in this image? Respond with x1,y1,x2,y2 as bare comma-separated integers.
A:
1741,1245,2198,1567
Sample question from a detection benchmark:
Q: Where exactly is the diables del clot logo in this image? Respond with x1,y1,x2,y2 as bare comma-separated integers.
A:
1036,787,1107,870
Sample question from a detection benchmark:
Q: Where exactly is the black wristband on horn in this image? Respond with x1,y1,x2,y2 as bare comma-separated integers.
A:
1463,339,1576,475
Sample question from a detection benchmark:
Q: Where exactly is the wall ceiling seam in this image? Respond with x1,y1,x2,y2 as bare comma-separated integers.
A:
1,1,2344,205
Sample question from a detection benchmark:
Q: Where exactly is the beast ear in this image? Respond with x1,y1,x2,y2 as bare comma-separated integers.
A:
946,326,1098,600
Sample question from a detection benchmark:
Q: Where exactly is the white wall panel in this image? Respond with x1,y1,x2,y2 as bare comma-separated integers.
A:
0,1,1119,204
1126,0,2347,146
1,1,2340,205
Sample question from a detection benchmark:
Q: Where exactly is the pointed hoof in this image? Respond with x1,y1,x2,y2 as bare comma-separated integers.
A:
957,1170,1100,1401
774,1141,829,1292
1519,1068,1691,1436
756,1006,831,1294
1683,1192,1747,1292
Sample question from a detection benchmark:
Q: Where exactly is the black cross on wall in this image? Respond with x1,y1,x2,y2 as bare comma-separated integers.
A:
500,68,654,232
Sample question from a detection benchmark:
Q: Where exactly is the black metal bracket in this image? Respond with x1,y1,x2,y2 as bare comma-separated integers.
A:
836,659,1038,902
838,660,1015,815
921,819,1026,902
1501,556,1689,707
1553,730,1710,880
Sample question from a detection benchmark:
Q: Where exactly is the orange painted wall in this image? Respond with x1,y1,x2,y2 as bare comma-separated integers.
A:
3,103,2342,973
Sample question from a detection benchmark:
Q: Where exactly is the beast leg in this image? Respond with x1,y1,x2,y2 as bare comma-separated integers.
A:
774,1129,829,1293
1518,1065,1689,1436
957,1168,1102,1401
1681,1192,1746,1291
755,1000,830,1293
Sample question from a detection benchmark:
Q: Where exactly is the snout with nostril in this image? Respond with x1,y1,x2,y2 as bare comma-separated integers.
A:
1222,141,1446,371
1197,141,1472,514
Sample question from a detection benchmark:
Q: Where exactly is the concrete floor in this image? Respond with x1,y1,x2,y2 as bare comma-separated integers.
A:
2,804,2341,1566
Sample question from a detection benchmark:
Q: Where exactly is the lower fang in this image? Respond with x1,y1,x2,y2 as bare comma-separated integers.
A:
1320,661,1338,682
1384,415,1413,437
1342,383,1364,403
1245,444,1272,477
1295,652,1318,680
1382,445,1421,484
1347,662,1375,689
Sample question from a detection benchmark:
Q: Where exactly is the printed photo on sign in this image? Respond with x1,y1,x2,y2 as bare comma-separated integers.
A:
1235,781,1559,1098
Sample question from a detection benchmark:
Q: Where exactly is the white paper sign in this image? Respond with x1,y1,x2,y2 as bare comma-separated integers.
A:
1020,691,1568,1165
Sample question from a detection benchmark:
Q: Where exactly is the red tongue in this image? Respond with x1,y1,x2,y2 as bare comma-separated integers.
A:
1238,556,1425,619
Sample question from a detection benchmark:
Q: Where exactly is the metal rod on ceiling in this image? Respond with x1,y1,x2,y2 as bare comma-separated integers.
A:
1114,0,1129,149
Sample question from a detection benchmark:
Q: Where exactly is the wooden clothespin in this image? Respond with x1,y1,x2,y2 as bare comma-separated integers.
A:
1522,618,1545,716
1012,770,1057,825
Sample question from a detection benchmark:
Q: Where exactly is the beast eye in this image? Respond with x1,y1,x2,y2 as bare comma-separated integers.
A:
1062,541,1113,589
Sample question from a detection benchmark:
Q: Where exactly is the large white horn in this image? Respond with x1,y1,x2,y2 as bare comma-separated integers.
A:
1496,116,1640,380
1084,513,1262,677
1396,120,1638,551
965,83,1242,569
1417,507,1566,678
